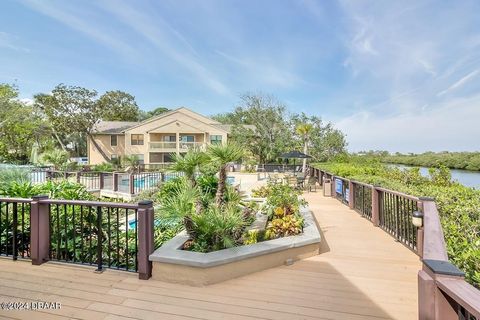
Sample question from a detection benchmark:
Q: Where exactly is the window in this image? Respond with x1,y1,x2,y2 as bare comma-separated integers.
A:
163,135,176,142
210,135,222,145
131,134,144,145
110,135,117,147
180,135,195,142
164,153,174,163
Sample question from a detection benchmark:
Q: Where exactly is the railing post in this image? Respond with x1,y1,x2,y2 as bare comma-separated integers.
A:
30,195,50,265
76,172,81,183
417,197,435,258
137,200,154,280
371,186,380,226
113,173,118,192
419,260,465,320
331,175,335,197
99,172,105,190
12,202,18,260
348,181,354,209
95,206,103,272
129,174,135,194
320,170,324,187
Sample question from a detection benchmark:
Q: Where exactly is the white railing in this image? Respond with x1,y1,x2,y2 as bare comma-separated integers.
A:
149,142,177,150
179,142,205,150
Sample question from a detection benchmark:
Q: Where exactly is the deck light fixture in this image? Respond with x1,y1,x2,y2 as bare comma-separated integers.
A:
412,211,424,228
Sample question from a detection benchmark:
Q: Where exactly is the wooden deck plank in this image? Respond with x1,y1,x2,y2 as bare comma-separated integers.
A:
0,191,420,320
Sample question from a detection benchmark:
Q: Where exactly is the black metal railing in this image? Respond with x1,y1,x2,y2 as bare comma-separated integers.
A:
133,172,163,194
378,188,419,252
47,200,139,272
0,198,31,259
353,182,372,220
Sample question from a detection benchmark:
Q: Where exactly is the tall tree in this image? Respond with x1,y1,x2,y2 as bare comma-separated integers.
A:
222,93,293,163
296,123,313,172
290,113,347,162
97,90,140,121
34,84,142,160
0,84,49,163
139,106,170,121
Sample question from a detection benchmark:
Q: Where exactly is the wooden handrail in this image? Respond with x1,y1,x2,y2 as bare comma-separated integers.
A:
436,277,480,319
311,166,480,320
422,199,448,261
42,198,139,209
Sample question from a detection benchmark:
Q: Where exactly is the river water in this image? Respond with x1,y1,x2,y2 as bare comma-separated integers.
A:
391,164,480,189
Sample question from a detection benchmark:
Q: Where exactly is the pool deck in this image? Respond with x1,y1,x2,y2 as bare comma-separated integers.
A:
0,190,420,320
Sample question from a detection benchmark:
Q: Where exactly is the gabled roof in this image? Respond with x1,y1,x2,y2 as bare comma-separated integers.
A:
124,107,221,132
92,121,138,134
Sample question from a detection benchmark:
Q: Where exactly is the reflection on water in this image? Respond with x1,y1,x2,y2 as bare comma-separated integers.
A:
391,164,480,189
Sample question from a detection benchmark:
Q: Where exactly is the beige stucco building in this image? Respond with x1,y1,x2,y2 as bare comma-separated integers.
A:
88,107,237,166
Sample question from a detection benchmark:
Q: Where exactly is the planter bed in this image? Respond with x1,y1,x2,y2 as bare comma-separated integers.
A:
149,206,321,286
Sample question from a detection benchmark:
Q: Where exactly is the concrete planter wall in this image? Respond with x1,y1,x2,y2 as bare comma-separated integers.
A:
149,207,321,286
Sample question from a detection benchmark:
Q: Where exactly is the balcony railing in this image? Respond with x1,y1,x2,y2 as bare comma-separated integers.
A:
149,142,176,150
311,167,480,320
179,142,205,150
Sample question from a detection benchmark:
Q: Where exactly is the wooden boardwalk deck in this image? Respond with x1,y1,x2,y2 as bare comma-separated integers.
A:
0,192,420,320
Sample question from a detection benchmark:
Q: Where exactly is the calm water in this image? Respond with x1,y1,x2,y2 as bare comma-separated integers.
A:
391,164,480,189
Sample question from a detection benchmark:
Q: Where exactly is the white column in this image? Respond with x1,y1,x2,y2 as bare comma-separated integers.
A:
176,132,180,155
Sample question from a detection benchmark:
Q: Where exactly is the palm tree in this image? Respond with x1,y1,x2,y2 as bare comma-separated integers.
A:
207,142,244,206
122,155,140,173
170,149,208,186
296,123,313,173
40,149,70,170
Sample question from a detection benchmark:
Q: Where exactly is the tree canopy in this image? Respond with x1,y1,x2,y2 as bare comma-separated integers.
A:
213,93,347,163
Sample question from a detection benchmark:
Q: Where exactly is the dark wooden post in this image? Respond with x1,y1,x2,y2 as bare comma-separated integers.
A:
331,175,335,197
113,173,118,192
76,172,81,183
30,195,50,265
129,174,135,194
319,170,324,187
137,200,154,280
417,197,435,258
348,181,354,209
99,172,105,190
371,186,380,226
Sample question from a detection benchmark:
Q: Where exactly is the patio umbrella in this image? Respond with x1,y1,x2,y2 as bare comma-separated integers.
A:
279,151,312,174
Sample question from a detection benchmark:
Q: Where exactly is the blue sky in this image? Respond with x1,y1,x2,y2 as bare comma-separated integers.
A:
1,0,480,152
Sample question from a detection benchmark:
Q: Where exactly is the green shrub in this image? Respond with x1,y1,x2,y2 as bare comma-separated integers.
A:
188,205,245,252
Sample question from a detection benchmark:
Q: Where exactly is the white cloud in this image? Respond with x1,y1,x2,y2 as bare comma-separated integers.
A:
96,1,230,95
0,32,29,53
335,94,480,152
20,0,137,58
437,69,479,96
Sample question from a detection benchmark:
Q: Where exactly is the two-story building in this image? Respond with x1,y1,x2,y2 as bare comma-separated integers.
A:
88,107,238,165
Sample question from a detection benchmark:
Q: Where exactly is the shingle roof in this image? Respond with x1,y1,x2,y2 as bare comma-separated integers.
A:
92,121,138,134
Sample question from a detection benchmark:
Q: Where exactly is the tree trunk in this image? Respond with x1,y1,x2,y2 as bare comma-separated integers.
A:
215,165,227,206
88,134,110,162
51,127,67,151
302,140,308,173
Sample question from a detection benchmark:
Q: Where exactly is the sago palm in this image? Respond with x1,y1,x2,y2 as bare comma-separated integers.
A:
170,149,208,186
207,142,244,206
295,123,313,173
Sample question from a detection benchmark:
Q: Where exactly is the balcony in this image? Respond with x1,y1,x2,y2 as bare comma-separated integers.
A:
179,141,205,151
149,142,177,150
